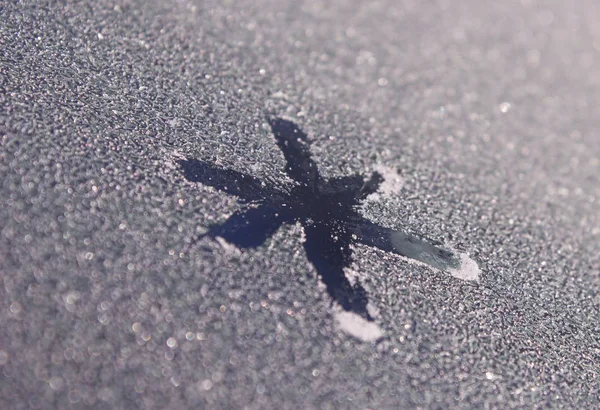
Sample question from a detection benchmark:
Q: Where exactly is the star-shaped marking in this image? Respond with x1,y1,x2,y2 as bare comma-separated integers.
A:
180,118,461,320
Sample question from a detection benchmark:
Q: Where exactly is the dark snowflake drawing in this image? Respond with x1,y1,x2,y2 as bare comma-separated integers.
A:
179,118,460,320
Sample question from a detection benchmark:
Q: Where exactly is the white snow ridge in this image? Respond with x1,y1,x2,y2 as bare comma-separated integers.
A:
449,253,481,282
334,308,384,342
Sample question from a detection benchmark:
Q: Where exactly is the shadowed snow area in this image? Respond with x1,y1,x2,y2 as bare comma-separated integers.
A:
179,117,472,327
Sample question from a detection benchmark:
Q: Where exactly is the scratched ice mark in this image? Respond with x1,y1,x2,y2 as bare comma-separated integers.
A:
180,118,480,335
